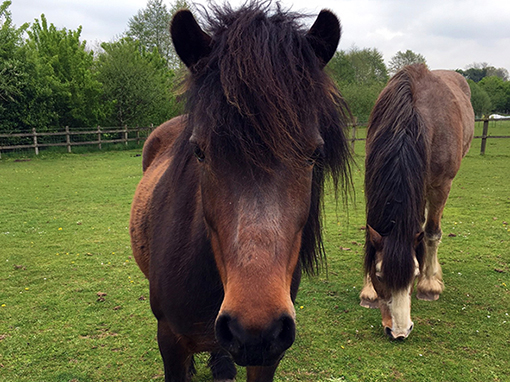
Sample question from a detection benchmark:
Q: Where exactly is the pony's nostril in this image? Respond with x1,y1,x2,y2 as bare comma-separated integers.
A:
215,314,239,351
384,326,393,338
274,314,295,349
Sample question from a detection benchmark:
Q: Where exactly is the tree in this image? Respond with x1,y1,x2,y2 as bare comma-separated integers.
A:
96,38,181,127
457,62,509,83
23,14,104,129
343,46,388,85
0,1,32,132
327,51,355,84
327,47,388,122
388,50,426,75
478,76,510,114
126,0,190,69
486,66,509,81
467,80,492,117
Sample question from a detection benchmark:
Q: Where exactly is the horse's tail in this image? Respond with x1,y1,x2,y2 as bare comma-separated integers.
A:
364,64,428,290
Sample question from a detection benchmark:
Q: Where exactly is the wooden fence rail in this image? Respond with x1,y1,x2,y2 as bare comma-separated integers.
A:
349,117,510,155
474,117,510,155
0,125,155,158
1,117,509,158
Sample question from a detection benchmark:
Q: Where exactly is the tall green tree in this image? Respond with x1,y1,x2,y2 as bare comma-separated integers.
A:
96,38,180,127
457,63,509,83
388,50,427,75
328,47,388,122
467,79,492,118
327,51,355,84
0,0,31,132
478,76,510,114
126,0,189,69
344,46,388,85
24,15,104,129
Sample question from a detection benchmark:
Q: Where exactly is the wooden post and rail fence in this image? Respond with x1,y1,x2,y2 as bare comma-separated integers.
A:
0,117,509,158
0,125,155,159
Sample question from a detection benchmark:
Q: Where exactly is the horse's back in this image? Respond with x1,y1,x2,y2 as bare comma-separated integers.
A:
130,115,187,277
430,70,474,156
414,68,474,180
142,115,187,172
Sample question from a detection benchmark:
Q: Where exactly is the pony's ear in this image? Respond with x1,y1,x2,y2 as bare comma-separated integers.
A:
367,225,383,251
306,10,341,67
171,10,212,70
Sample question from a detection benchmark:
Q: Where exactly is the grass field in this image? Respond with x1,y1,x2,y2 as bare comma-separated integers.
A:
0,123,509,381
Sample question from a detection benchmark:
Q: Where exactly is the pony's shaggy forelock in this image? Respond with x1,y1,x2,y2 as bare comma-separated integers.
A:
173,1,352,274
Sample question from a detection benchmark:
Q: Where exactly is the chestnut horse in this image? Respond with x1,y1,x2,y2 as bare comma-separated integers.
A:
130,3,351,381
359,64,474,339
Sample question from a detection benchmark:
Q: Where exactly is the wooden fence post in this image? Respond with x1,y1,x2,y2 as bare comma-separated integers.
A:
97,126,102,150
32,128,39,155
65,126,71,153
124,125,128,146
351,117,357,153
480,117,489,155
136,126,140,145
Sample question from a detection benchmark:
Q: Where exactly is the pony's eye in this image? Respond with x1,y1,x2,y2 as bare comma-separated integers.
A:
193,145,205,162
375,272,383,282
306,147,323,166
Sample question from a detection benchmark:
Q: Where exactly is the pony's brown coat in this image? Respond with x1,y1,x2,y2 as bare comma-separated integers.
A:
130,3,351,380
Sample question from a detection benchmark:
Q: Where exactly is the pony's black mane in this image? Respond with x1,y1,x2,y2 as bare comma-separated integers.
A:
172,2,352,274
364,64,429,290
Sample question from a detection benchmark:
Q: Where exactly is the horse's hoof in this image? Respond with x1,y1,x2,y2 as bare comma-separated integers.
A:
416,291,440,301
360,298,379,309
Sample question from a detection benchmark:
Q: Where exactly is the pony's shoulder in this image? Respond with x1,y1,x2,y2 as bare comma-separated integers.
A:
142,115,188,172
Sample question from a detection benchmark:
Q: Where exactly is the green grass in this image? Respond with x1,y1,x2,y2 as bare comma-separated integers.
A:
0,127,509,381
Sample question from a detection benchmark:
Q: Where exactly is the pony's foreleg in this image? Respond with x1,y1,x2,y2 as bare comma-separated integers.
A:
416,231,444,301
417,184,451,301
157,320,193,382
359,274,379,308
209,349,236,382
246,364,279,382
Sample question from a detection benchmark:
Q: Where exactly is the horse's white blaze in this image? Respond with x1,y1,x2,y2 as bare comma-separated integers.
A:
388,287,413,338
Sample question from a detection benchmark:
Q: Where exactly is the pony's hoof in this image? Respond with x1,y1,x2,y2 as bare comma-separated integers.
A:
360,298,379,309
416,291,440,301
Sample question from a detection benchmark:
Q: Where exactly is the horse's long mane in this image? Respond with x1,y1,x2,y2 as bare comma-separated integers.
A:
364,64,429,290
171,2,352,274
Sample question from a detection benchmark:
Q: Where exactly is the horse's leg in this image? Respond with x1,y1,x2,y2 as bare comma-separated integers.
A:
157,319,193,382
360,274,379,308
416,181,451,301
209,349,237,382
246,364,279,382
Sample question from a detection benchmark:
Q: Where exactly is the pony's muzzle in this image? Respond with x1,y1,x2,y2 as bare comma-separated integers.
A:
215,312,295,366
384,322,414,340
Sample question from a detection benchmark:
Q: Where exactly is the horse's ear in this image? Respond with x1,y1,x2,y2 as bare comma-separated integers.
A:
171,10,212,70
306,10,341,67
367,225,383,251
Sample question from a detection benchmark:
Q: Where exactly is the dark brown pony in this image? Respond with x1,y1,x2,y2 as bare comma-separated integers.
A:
359,64,474,339
130,3,351,381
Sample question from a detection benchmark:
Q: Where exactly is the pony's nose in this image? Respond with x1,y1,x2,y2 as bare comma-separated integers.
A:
385,323,414,340
215,313,295,366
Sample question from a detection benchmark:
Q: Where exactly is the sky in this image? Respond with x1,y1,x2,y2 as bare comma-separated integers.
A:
9,0,510,71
